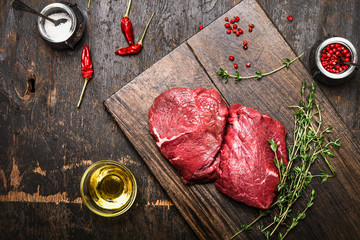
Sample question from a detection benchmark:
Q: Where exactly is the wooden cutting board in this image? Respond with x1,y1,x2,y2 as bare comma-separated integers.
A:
104,0,360,239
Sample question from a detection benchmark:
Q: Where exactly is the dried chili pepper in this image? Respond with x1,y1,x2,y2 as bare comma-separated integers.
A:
115,12,155,56
121,0,134,45
77,44,93,108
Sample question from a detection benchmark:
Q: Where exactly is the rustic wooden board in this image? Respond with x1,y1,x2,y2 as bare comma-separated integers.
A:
104,0,360,239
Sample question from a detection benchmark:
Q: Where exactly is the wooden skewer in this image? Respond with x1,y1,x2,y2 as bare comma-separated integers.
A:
77,78,89,108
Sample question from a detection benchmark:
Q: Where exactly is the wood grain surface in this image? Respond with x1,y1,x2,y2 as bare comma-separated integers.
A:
1,0,359,239
104,0,360,239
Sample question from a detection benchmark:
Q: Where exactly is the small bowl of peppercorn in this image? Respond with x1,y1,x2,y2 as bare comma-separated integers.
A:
309,37,358,85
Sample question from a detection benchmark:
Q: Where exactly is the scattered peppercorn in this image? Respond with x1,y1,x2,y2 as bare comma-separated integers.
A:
221,15,258,71
320,42,351,73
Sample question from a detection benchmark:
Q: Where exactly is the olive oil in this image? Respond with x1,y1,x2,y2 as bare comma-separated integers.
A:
80,160,137,217
88,165,133,211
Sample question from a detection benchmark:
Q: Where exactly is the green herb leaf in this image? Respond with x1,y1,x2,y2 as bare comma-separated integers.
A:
256,70,263,79
327,150,334,157
283,58,291,69
235,71,241,81
311,189,316,197
217,68,230,83
329,138,341,149
240,224,252,232
263,231,270,239
301,81,306,95
269,139,278,152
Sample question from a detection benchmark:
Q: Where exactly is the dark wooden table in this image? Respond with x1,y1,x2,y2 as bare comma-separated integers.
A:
1,0,359,239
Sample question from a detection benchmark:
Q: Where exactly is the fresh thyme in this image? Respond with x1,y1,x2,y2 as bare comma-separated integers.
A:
230,210,270,240
217,52,304,83
231,81,340,240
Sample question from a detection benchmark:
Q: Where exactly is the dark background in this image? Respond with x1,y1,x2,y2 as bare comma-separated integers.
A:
0,0,359,239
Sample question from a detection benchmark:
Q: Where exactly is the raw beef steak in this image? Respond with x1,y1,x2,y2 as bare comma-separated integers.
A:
149,88,228,184
215,103,287,209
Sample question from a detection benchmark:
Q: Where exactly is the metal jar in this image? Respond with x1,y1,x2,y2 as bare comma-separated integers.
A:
37,2,85,49
309,36,358,85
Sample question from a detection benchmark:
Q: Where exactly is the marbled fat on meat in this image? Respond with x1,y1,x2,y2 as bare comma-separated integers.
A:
215,103,287,209
149,88,228,184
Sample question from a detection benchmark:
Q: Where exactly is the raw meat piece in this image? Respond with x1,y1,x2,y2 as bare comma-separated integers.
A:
149,87,228,184
215,103,287,209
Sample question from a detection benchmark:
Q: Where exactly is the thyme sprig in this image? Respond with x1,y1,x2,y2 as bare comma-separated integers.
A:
217,52,304,83
231,81,340,240
279,189,316,240
230,210,270,240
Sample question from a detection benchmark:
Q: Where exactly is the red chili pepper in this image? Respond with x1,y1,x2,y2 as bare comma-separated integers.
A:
78,45,93,108
81,45,93,79
115,44,143,55
115,12,155,56
121,0,134,45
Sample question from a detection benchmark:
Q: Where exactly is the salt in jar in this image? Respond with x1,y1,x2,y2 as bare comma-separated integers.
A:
37,3,85,49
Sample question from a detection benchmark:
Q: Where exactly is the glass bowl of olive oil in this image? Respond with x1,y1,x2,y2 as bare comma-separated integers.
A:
80,160,137,217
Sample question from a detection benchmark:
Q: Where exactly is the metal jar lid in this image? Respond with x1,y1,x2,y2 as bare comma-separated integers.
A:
315,37,358,80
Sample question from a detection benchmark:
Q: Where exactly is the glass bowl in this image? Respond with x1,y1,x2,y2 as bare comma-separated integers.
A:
80,160,137,217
